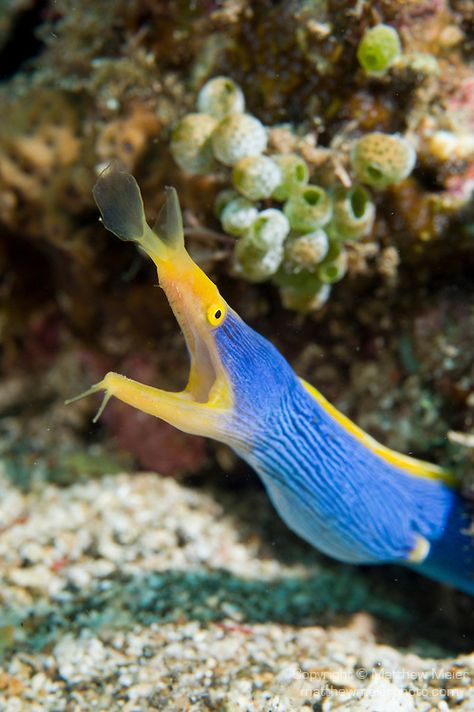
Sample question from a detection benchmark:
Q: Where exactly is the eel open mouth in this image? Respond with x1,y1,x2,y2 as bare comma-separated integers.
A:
66,163,233,442
89,161,233,414
167,295,224,406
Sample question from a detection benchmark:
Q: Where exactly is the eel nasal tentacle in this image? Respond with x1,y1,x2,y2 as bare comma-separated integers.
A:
65,381,111,423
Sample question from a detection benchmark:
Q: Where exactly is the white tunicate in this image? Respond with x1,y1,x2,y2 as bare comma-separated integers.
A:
232,209,289,282
234,237,284,283
170,113,217,175
248,208,290,247
284,230,329,272
213,189,239,218
232,155,282,200
211,114,267,166
197,76,245,118
221,197,259,236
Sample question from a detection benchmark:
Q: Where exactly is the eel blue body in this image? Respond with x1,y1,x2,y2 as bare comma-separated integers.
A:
69,164,474,597
215,311,474,595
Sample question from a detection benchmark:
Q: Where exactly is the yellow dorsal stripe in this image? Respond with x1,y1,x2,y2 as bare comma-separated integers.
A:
300,378,457,487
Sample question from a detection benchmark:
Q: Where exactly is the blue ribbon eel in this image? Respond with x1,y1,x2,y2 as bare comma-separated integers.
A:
66,163,474,596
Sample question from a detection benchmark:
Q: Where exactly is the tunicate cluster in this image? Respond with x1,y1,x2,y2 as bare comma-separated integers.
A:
170,76,417,312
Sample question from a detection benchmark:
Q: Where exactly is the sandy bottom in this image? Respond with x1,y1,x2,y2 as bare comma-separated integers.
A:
0,469,473,711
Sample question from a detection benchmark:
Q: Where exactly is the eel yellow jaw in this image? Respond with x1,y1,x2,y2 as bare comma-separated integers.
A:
156,246,232,408
67,162,233,440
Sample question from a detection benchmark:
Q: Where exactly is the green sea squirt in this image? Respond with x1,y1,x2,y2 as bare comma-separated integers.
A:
357,24,402,77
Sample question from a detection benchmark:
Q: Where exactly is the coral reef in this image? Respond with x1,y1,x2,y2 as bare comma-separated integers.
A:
0,8,473,708
0,0,472,485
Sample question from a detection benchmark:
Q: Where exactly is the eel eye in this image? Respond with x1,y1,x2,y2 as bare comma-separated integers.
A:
207,304,226,327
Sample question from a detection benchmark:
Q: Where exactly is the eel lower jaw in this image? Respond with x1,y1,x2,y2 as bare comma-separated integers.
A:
180,319,232,410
